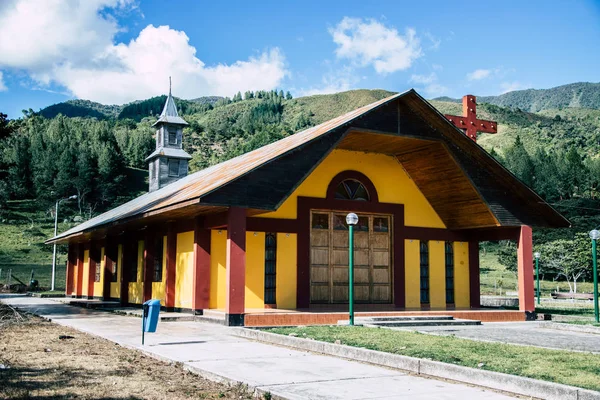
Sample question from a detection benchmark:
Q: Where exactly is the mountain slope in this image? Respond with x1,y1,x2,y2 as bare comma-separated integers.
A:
434,82,600,112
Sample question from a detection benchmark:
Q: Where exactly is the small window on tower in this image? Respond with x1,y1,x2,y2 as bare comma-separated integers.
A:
168,129,178,145
168,159,179,177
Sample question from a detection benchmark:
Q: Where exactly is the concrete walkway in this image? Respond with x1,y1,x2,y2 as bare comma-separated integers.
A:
393,322,600,353
1,295,517,400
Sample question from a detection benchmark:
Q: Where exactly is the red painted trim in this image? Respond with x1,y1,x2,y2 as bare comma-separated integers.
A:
165,224,177,308
247,217,298,233
204,212,228,229
326,170,379,203
517,225,534,312
296,196,405,308
143,230,155,302
468,240,480,308
66,244,76,295
173,219,195,233
226,207,246,314
193,217,211,311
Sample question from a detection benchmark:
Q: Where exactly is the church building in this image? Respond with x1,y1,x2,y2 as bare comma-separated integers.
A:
48,88,569,326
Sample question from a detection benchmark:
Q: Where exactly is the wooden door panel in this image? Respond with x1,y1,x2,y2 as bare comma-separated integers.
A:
311,266,329,283
332,249,348,266
372,268,390,284
354,267,370,284
373,250,390,267
332,231,348,248
311,285,330,303
372,234,389,249
311,230,329,247
355,285,370,302
332,285,348,303
355,232,369,248
373,285,391,302
354,249,369,266
311,248,329,265
332,267,348,284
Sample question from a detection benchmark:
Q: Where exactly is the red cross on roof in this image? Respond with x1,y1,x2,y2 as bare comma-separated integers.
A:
444,95,498,142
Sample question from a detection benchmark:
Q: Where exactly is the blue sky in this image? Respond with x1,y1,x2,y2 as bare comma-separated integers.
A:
0,0,599,118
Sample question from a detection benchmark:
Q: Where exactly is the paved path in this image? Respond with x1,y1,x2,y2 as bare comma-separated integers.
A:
393,322,600,353
1,295,517,400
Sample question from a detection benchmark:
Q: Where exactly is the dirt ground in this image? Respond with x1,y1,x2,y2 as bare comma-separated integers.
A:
0,305,254,400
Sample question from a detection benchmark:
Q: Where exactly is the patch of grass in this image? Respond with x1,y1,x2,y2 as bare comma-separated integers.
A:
561,321,600,327
266,326,600,391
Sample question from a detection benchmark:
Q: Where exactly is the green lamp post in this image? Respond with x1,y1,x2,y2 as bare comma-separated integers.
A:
346,212,358,326
534,252,541,305
589,229,600,323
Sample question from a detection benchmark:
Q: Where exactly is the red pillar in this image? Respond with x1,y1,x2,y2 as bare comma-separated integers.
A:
193,217,211,313
76,243,84,298
225,207,246,326
66,244,76,296
143,231,155,302
468,241,480,309
102,241,114,300
517,225,535,313
165,225,177,310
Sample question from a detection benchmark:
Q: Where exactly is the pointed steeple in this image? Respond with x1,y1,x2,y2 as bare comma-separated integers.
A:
146,78,192,192
152,76,188,126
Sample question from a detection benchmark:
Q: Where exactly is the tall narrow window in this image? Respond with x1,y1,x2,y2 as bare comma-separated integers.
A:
168,129,178,145
153,237,164,282
420,241,430,305
445,242,455,304
264,233,277,305
94,250,101,282
168,159,179,177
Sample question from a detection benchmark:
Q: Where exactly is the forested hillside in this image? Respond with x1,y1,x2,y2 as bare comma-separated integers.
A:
434,82,600,112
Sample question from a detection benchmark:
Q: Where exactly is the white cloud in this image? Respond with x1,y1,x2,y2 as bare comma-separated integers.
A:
0,0,287,104
500,81,528,94
409,72,447,97
0,72,6,91
299,67,359,97
329,17,422,74
467,69,492,81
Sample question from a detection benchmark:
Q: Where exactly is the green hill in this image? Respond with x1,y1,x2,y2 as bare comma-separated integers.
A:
434,82,600,112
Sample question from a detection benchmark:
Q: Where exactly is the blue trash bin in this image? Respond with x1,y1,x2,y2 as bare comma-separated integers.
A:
143,299,161,333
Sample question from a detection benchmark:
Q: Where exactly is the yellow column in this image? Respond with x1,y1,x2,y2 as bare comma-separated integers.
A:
128,240,144,304
454,242,470,308
152,236,168,306
94,247,105,297
110,244,122,298
210,230,227,309
245,232,265,309
175,231,194,309
404,239,420,309
429,240,446,309
82,249,90,297
276,233,297,309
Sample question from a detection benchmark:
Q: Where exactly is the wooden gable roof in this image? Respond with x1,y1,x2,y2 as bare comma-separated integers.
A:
48,90,568,244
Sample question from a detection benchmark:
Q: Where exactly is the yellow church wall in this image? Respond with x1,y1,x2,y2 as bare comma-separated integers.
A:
276,233,297,309
128,240,144,305
82,249,89,297
454,242,470,308
210,230,227,309
175,231,194,309
258,149,445,228
109,244,122,299
152,236,168,306
245,232,265,308
404,240,421,309
429,241,446,309
93,247,105,297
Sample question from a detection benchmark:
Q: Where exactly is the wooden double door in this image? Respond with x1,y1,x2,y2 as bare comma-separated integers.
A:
310,211,392,304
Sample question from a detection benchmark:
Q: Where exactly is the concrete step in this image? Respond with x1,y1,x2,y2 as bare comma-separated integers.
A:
195,315,226,325
363,319,481,327
358,315,455,322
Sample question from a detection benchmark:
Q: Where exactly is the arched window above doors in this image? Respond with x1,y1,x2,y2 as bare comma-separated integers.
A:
334,179,370,201
326,170,379,203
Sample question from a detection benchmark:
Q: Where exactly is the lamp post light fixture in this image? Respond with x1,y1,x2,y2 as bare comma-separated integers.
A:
589,229,600,323
51,195,77,291
534,251,541,305
346,212,359,326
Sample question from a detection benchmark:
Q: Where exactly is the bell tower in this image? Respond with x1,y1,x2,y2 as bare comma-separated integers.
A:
146,78,192,192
